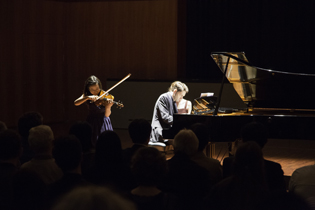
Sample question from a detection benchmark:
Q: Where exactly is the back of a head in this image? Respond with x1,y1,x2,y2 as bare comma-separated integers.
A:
190,123,210,151
234,141,265,180
241,122,268,148
257,192,312,210
0,121,7,132
11,170,46,210
52,185,136,210
28,125,54,154
69,121,92,152
95,131,122,165
174,129,199,156
131,147,167,186
53,135,82,172
128,119,151,144
0,129,22,160
18,111,43,140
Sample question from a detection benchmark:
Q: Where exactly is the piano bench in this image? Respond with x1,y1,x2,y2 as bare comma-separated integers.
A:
148,140,174,154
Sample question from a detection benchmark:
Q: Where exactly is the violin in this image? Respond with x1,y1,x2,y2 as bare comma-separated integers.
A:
94,90,124,108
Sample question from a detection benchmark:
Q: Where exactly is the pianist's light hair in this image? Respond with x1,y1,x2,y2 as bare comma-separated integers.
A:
168,81,189,93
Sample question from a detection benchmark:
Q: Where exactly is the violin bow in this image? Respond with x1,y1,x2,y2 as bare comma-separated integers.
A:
96,73,131,100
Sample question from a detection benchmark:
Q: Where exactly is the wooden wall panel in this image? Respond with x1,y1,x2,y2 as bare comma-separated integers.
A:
66,0,177,79
0,0,65,127
1,0,179,127
65,0,178,121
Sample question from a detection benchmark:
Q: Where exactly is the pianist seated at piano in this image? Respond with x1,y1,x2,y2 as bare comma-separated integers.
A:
150,81,188,143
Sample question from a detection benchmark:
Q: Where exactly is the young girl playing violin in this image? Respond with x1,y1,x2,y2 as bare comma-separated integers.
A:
74,75,114,147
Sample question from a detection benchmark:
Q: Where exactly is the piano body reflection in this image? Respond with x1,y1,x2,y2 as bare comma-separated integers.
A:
163,52,315,146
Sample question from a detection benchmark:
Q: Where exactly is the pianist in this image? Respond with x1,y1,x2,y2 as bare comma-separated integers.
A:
150,81,188,143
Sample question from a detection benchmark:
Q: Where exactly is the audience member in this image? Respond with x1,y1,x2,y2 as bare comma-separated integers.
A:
289,162,315,208
123,119,151,165
84,130,134,191
48,135,90,208
69,121,95,176
206,141,269,210
21,125,63,185
17,111,43,164
190,123,222,185
0,121,7,132
0,130,22,210
223,122,286,194
11,170,47,210
257,191,312,210
162,129,212,209
2,112,310,210
51,185,136,210
130,147,179,210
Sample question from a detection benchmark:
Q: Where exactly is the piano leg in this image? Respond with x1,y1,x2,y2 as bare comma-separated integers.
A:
206,142,216,159
205,140,238,160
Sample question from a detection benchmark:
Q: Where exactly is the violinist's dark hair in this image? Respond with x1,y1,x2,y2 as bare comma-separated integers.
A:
83,75,102,96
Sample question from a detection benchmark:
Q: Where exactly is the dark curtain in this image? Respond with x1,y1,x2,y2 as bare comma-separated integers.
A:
186,0,315,81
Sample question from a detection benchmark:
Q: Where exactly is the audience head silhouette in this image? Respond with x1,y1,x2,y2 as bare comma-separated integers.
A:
28,125,54,155
95,130,122,165
11,170,47,210
0,129,22,161
174,129,199,156
190,123,210,151
53,135,82,172
69,121,92,153
233,141,265,183
0,121,7,132
18,111,43,140
128,119,151,144
241,122,268,148
52,185,136,210
131,147,167,186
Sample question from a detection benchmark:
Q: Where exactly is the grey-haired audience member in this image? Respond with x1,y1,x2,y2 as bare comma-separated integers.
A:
21,125,62,185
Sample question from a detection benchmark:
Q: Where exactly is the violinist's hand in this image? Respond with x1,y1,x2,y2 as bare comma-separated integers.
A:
86,95,98,102
104,99,114,108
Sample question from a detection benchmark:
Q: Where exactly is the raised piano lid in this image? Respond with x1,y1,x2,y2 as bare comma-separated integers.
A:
211,52,315,112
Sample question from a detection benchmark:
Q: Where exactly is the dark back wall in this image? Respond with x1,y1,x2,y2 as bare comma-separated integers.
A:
186,0,315,80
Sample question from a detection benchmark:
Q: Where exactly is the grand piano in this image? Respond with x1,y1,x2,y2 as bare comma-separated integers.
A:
164,52,315,146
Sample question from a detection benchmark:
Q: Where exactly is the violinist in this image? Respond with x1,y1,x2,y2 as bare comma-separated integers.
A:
74,75,114,147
